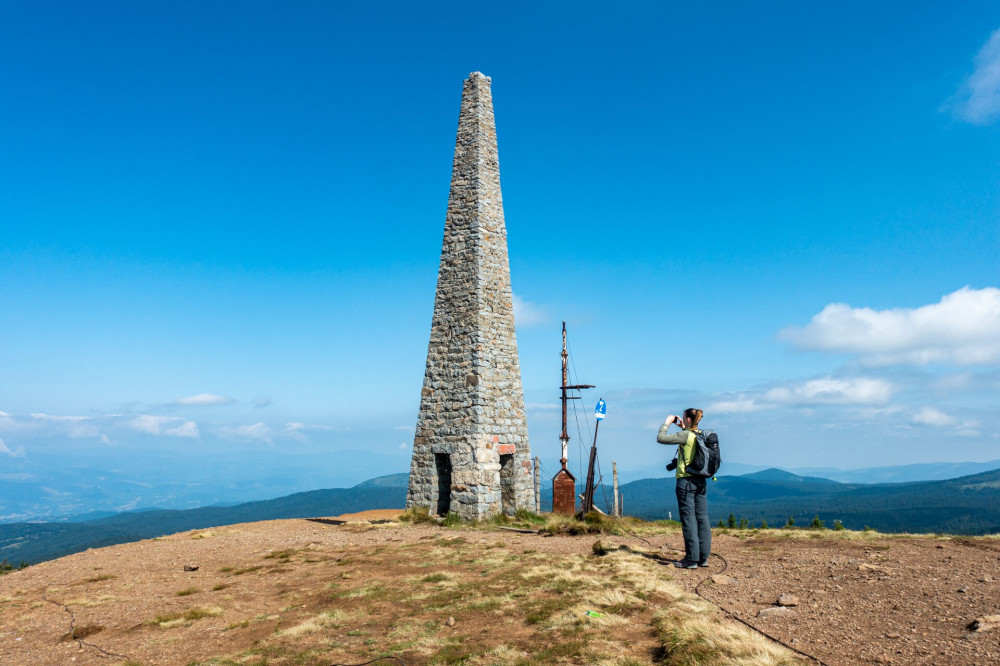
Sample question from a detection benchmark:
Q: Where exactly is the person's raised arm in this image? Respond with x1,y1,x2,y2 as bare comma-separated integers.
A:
657,416,688,445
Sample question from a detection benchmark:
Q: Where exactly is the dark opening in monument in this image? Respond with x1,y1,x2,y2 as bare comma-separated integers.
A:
435,453,452,516
499,453,515,516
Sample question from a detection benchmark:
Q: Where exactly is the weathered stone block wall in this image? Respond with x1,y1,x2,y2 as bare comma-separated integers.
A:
406,72,533,520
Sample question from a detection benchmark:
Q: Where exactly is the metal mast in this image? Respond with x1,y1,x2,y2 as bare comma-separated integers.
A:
560,321,593,470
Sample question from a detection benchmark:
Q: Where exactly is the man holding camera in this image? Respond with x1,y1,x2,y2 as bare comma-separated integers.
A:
657,408,710,569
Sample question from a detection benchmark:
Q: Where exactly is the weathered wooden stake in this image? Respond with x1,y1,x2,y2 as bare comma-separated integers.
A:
534,457,541,513
612,461,620,517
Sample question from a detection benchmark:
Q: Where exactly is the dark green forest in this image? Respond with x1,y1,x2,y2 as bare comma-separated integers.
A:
2,469,999,568
617,468,1000,534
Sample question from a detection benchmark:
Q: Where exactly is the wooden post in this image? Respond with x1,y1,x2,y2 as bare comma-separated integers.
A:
612,461,620,517
534,457,541,513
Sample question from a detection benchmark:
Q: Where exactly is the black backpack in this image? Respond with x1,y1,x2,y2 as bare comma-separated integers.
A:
686,430,721,478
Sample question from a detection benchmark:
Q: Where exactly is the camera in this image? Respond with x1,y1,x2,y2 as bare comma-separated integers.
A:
666,458,677,471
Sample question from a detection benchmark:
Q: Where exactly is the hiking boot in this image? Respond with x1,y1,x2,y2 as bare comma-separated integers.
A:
673,559,698,569
697,561,710,567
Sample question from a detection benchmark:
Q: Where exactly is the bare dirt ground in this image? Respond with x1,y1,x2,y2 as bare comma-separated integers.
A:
0,515,997,665
678,530,1000,666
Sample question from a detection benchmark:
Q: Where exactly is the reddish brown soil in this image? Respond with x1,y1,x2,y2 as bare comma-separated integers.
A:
0,519,997,665
658,531,1000,666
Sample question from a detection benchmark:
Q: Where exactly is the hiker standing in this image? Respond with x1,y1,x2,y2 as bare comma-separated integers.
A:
658,408,711,569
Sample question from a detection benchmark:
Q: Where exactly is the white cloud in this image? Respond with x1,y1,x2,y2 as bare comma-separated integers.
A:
221,422,273,443
911,407,957,427
513,294,549,328
780,287,1000,366
0,472,34,481
949,28,1000,125
764,377,894,406
399,441,409,450
910,408,980,436
30,412,100,438
709,376,893,415
175,394,232,406
0,438,25,458
126,415,200,438
706,397,762,414
283,422,335,441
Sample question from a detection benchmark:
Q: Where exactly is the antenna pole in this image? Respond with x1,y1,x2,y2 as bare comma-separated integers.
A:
560,322,569,465
553,322,594,515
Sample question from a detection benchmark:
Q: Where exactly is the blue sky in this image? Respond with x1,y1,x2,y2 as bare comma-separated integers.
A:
2,2,999,505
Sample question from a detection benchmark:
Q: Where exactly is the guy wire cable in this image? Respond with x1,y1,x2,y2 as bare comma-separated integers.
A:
566,338,592,476
595,464,833,666
568,368,586,482
561,338,829,665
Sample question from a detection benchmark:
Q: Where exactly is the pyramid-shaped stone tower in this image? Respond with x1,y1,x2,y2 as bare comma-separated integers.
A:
406,72,533,520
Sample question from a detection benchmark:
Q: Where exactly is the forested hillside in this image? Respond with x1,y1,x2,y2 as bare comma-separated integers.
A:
620,468,1000,533
4,469,1000,568
0,479,407,566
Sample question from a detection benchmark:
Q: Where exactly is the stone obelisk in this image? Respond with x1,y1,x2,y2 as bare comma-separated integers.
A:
406,72,533,520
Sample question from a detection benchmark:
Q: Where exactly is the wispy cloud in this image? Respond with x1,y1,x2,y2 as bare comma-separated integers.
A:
220,422,273,443
708,376,894,414
513,294,549,328
948,28,1000,125
174,393,233,406
254,396,273,408
780,287,1000,366
125,415,200,438
283,422,336,441
30,412,100,438
706,397,759,414
910,407,980,436
0,438,25,458
765,377,894,406
911,406,956,427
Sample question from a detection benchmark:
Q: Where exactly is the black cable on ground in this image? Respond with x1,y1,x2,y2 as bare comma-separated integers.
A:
654,539,833,666
41,587,133,662
331,657,407,666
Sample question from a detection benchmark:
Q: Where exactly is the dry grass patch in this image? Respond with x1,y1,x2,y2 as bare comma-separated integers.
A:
149,606,224,629
65,594,115,607
654,597,801,666
467,643,531,664
279,609,349,636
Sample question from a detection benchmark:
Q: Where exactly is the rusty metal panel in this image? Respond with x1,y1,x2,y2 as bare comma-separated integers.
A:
552,468,576,515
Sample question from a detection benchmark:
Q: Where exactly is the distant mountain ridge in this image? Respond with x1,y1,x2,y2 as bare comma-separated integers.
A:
785,459,1000,484
619,467,1000,534
3,468,1000,567
0,475,407,566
